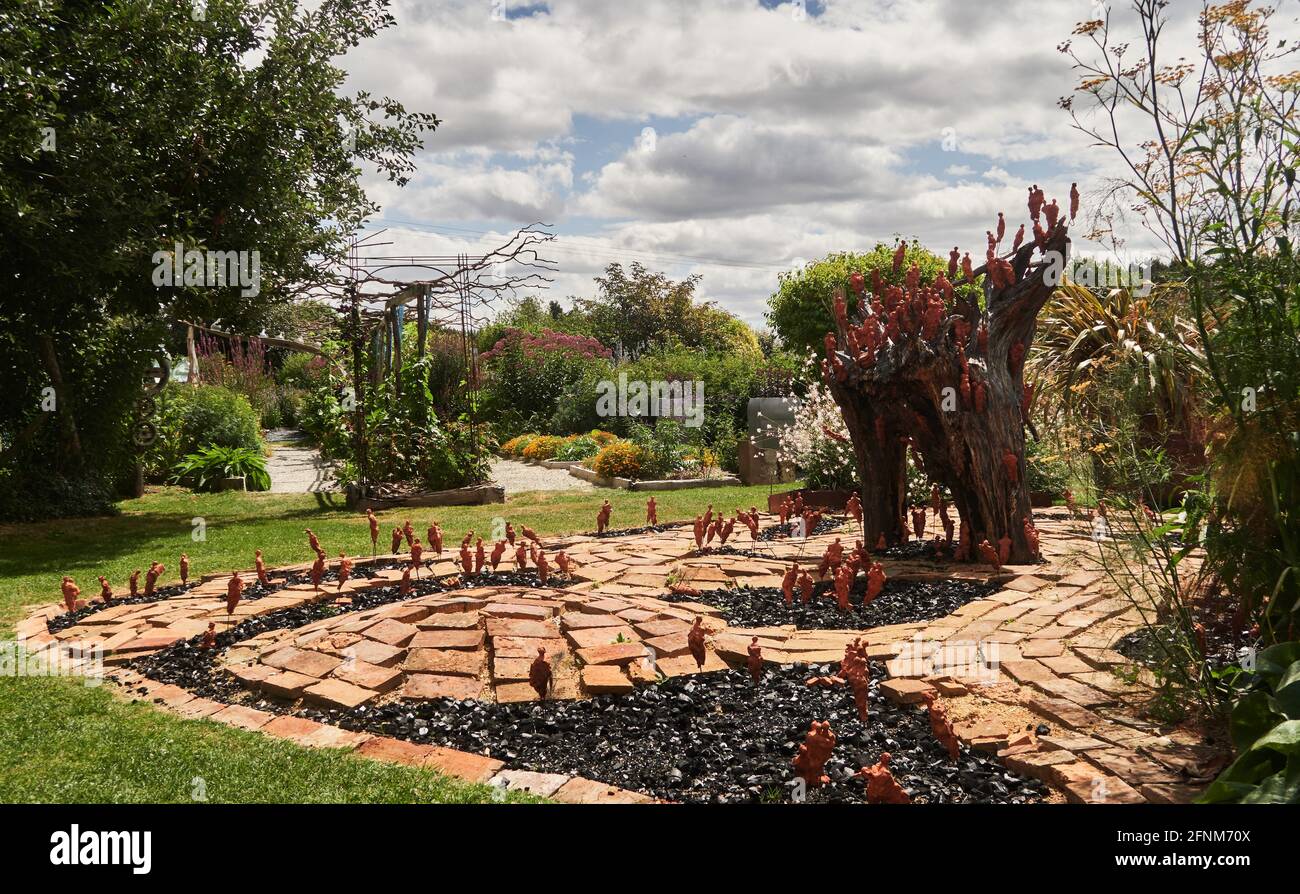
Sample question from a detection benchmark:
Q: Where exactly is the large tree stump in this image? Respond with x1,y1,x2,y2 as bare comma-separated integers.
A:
823,204,1069,564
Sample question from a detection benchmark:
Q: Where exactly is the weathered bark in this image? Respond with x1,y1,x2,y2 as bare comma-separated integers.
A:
826,222,1069,564
36,334,83,466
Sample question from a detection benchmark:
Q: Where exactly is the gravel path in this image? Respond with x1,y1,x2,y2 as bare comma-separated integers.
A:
490,457,594,493
266,433,339,493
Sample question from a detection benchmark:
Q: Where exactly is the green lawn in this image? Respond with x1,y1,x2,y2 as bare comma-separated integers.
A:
0,674,540,803
0,482,788,631
0,481,787,803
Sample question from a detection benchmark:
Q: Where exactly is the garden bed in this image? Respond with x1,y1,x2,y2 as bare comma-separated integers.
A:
567,465,740,491
663,577,999,630
350,484,504,511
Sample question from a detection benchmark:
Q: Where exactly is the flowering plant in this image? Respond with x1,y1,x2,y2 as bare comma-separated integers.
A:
762,356,856,490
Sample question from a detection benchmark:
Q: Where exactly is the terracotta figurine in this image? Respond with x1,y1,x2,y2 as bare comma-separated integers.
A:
529,647,552,699
857,753,911,804
687,617,707,670
179,553,190,585
97,576,112,604
129,569,141,598
536,550,550,586
782,563,800,607
200,622,217,650
475,538,486,575
306,528,320,553
61,576,80,614
226,570,244,617
596,499,612,534
310,550,325,591
747,637,763,685
255,549,271,587
865,561,886,603
922,692,961,761
792,721,837,788
144,562,164,598
391,527,403,554
336,553,352,591
490,540,506,571
646,496,657,526
399,564,412,597
367,508,379,554
556,551,573,577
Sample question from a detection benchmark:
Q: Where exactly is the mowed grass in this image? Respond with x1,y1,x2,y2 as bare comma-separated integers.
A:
0,482,788,631
0,481,785,803
0,674,541,803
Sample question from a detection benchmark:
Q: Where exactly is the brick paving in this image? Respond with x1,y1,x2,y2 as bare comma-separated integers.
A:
17,507,1215,803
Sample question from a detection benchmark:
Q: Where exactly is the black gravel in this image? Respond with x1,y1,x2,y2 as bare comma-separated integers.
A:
46,583,196,634
662,578,998,630
337,664,1047,804
124,542,1042,804
757,517,846,541
589,523,682,538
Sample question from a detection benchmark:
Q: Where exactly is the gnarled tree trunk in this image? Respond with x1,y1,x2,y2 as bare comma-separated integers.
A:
825,218,1069,564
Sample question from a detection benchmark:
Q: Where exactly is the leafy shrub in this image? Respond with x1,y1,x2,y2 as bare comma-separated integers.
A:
591,440,642,479
521,435,563,461
500,434,535,457
1199,643,1300,803
555,435,599,461
627,421,687,480
1026,436,1070,496
172,445,270,492
481,328,614,432
144,385,263,480
589,429,617,446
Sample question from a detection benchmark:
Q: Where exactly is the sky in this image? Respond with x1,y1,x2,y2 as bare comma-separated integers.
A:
334,0,1298,328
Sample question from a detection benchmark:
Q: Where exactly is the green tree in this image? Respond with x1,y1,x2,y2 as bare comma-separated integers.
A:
0,0,435,516
766,243,978,355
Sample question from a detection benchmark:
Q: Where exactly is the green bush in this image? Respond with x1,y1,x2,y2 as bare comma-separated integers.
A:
143,385,263,480
171,445,271,492
627,421,686,480
591,440,642,479
555,435,599,462
1199,643,1300,803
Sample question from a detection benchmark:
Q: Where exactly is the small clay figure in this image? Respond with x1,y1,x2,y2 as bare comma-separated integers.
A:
410,539,424,576
797,569,815,604
782,562,800,607
865,561,886,603
556,551,573,577
399,564,412,597
668,581,701,598
505,522,516,545
427,522,443,557
857,752,911,804
1002,449,1019,484
922,692,961,761
529,647,552,700
200,622,217,650
693,515,704,550
536,550,550,586
596,500,611,534
846,492,862,526
834,563,853,612
306,528,320,553
367,508,379,554
977,538,1001,570
1012,223,1025,252
1023,516,1040,557
391,527,403,554
474,538,486,575
911,507,926,540
226,570,244,617
747,637,763,685
255,549,271,587
97,576,112,604
336,553,352,591
521,525,541,544
646,496,657,526
402,520,414,548
145,562,164,598
310,550,325,591
459,540,473,575
792,721,836,788
998,532,1013,566
179,553,190,585
61,576,80,614
515,542,528,571
129,569,141,598
687,617,707,669
490,540,506,571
